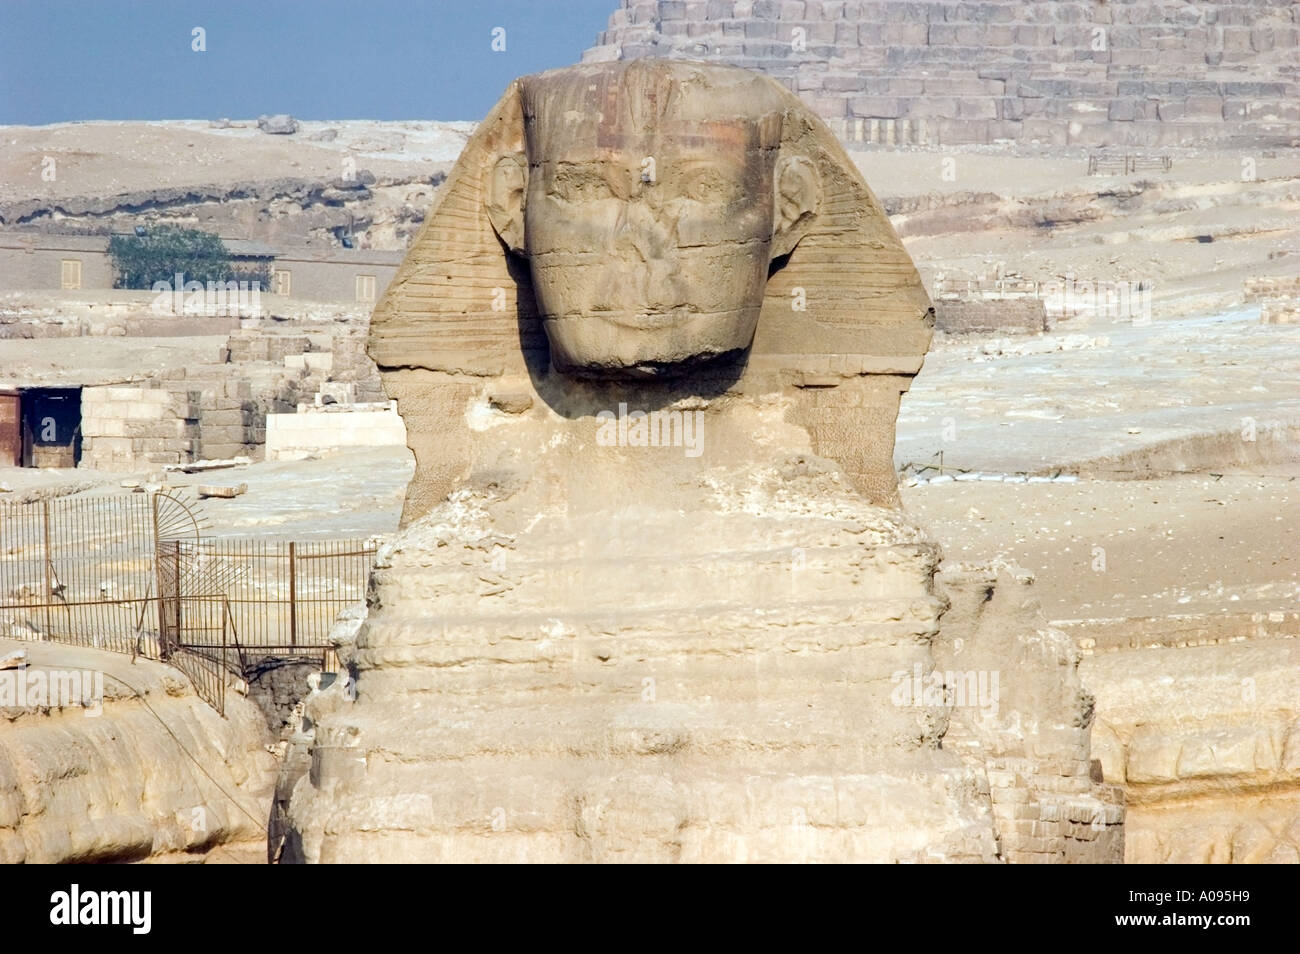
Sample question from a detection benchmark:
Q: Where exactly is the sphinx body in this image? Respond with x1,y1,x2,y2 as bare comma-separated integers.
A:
275,61,1123,863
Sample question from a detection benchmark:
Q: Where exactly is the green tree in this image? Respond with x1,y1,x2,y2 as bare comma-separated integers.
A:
230,259,273,290
108,225,234,289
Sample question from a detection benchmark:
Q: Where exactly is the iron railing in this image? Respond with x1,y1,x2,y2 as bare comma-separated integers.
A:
1087,153,1173,176
0,492,376,714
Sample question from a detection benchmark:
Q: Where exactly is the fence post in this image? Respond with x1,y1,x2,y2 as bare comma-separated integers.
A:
152,493,166,653
40,499,54,639
173,543,182,643
288,541,297,648
221,597,228,717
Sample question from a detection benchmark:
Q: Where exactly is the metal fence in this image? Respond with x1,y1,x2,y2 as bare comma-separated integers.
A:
932,277,1043,301
1087,153,1174,176
0,492,376,713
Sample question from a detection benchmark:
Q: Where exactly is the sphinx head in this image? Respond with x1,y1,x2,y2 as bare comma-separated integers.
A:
484,61,821,377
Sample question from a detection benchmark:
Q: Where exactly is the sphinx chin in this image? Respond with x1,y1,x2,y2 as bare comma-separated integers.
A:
543,308,760,377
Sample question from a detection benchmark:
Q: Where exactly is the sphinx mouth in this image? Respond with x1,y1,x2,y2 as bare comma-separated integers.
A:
588,306,701,330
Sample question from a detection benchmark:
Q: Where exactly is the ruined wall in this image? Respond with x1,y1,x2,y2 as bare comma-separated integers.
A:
223,330,312,364
82,379,267,470
264,404,406,461
81,384,202,471
29,445,76,468
933,297,1048,335
1245,276,1300,299
221,326,390,448
584,1,1300,147
1262,301,1300,325
0,292,242,340
197,378,265,461
329,332,386,404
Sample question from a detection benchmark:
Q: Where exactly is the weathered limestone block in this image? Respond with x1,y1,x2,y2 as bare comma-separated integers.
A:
80,384,202,472
1083,638,1300,863
933,298,1049,336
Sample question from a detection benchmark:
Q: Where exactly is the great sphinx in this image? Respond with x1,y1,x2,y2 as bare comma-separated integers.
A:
277,61,1122,863
368,59,933,524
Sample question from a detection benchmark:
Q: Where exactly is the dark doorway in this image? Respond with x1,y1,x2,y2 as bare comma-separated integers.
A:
0,390,19,467
20,388,82,467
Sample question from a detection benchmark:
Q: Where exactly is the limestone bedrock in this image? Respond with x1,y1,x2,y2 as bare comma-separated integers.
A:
279,61,1122,863
0,639,275,864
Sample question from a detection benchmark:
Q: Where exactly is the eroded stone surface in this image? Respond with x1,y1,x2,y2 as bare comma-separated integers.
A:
1084,639,1300,864
0,639,275,864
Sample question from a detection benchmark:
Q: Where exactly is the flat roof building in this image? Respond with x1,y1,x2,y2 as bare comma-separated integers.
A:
0,231,404,304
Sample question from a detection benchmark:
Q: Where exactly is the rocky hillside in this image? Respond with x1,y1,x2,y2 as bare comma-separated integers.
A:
0,119,472,249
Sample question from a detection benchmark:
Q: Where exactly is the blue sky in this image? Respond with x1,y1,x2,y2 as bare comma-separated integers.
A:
0,0,617,125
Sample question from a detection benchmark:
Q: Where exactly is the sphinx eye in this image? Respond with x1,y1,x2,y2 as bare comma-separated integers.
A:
681,167,722,201
549,167,616,202
681,166,743,205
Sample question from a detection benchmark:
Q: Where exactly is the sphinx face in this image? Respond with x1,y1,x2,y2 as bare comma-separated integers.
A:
523,125,777,376
483,62,819,378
